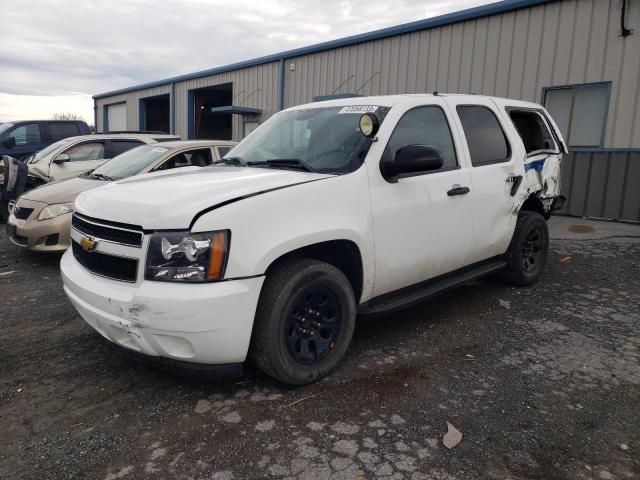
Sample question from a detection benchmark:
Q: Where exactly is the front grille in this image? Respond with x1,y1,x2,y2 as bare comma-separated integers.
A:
13,206,34,220
72,241,138,282
72,214,142,247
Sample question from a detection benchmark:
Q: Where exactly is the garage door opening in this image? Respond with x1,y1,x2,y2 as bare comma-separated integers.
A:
190,84,233,140
140,94,170,133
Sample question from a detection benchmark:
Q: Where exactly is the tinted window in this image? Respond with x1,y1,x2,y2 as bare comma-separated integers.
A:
509,110,557,154
63,141,105,161
156,148,213,170
49,123,80,141
457,106,509,166
386,106,457,170
217,146,231,158
110,140,143,157
9,124,42,145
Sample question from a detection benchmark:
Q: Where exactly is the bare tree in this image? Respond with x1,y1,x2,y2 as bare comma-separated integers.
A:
52,112,84,121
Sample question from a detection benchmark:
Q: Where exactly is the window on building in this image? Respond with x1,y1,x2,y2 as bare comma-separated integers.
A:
386,106,458,170
49,123,80,141
456,106,510,166
543,83,610,148
508,110,557,155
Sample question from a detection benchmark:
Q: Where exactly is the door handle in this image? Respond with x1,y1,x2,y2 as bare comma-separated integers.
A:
447,186,470,196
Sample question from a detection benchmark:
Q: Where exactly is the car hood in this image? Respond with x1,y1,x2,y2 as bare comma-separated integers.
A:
22,176,103,204
75,166,334,230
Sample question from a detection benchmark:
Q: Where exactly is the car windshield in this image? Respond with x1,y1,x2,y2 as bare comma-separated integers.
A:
91,145,169,180
224,106,387,174
0,123,14,136
26,139,71,164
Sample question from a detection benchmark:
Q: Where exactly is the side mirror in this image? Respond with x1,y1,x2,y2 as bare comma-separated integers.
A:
1,137,16,148
53,153,71,164
381,145,444,180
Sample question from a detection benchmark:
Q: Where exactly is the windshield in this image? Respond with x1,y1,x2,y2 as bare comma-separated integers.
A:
91,145,169,180
0,123,13,136
26,139,71,164
224,106,387,174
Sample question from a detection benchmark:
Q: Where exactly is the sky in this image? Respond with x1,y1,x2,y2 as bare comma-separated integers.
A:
0,0,494,125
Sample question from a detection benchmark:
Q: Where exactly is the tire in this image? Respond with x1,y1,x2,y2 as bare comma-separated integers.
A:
253,258,356,385
501,211,549,286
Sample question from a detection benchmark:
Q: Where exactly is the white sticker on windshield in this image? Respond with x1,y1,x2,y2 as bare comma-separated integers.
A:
338,105,380,114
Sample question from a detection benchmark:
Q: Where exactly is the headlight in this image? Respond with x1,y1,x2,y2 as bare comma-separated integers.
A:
145,230,229,282
37,202,75,221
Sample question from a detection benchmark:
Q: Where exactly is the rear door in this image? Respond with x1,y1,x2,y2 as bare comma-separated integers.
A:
46,122,82,142
446,97,526,263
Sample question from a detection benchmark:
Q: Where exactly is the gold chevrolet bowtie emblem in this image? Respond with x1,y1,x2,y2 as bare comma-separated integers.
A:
80,236,98,252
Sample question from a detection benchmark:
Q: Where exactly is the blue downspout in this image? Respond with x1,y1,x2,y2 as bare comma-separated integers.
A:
138,99,145,131
187,90,195,139
93,104,97,133
171,82,176,135
102,107,109,133
279,58,286,111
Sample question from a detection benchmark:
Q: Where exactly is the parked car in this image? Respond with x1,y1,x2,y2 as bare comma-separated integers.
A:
7,140,235,251
61,94,566,385
0,120,91,160
22,132,179,189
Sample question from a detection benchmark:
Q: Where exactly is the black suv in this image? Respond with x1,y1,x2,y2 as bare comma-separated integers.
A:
0,120,91,160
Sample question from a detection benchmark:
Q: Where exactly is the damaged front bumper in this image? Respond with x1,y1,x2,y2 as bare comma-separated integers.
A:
61,249,265,368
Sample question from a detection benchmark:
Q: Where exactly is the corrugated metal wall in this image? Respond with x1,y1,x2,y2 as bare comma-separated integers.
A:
285,0,640,148
95,85,171,133
559,151,640,222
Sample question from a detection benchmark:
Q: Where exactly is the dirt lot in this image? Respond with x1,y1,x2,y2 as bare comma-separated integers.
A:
1,217,639,480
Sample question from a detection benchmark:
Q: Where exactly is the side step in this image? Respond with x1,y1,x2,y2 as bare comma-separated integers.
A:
357,258,506,316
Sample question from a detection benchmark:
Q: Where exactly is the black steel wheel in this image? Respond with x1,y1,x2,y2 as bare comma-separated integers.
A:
253,258,356,385
501,211,549,286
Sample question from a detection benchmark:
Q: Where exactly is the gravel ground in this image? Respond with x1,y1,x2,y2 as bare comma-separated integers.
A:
0,218,639,480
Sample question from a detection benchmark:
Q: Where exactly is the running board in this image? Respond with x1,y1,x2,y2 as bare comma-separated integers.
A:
357,258,506,316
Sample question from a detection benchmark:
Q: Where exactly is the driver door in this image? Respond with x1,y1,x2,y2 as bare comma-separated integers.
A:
50,141,106,181
368,100,476,297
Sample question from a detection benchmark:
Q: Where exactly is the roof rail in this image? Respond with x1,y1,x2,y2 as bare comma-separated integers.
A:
104,130,172,135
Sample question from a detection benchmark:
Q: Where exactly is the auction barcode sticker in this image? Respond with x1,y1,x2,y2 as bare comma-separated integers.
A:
338,105,379,114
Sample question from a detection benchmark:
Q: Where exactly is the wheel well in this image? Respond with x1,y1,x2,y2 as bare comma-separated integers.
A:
266,240,364,302
520,194,547,218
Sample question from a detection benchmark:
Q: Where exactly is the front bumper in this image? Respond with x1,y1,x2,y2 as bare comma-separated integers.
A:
61,249,265,365
7,199,71,252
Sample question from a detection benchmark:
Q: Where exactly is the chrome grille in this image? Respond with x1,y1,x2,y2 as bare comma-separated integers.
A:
72,213,143,247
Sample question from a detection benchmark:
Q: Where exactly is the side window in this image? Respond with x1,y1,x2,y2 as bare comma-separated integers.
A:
110,140,143,158
217,146,231,158
386,106,458,170
63,142,105,161
9,124,42,145
457,106,510,166
157,148,213,170
508,110,557,155
49,123,80,141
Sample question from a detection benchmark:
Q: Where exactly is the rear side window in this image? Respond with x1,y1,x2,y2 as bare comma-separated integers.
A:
457,106,510,166
110,140,143,157
386,106,458,170
508,110,557,155
49,123,80,141
156,148,213,170
217,146,231,158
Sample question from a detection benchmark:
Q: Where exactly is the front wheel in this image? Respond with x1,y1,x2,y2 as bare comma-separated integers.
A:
501,211,549,286
252,258,356,385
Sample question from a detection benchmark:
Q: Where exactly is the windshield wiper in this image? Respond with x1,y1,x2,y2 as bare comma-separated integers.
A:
215,156,247,166
90,172,113,181
249,159,311,172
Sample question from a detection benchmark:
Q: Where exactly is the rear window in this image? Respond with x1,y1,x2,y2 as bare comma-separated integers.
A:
457,106,510,166
508,110,557,155
49,123,80,141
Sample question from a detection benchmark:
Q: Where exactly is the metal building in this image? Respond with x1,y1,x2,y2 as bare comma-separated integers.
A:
93,0,640,222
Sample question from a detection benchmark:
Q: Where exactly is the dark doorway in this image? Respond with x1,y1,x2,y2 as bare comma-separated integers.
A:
141,95,170,133
191,84,233,140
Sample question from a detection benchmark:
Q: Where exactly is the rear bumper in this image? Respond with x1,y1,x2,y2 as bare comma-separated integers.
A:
61,249,265,365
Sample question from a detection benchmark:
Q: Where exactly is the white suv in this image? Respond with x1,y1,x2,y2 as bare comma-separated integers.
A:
61,94,566,385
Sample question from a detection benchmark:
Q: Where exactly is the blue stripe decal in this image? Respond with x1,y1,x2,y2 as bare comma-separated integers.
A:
524,157,547,172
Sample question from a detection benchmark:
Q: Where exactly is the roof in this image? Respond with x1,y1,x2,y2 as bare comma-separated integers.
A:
93,0,555,100
150,140,238,148
56,133,179,142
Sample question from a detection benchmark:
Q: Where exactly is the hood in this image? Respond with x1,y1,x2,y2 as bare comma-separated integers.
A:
75,166,334,230
22,176,103,204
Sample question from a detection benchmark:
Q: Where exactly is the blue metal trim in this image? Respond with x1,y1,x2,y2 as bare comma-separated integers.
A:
187,89,195,139
279,58,286,111
93,0,554,100
138,98,145,130
210,106,262,115
93,105,97,133
541,81,613,149
171,82,176,135
569,147,640,153
102,106,109,133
